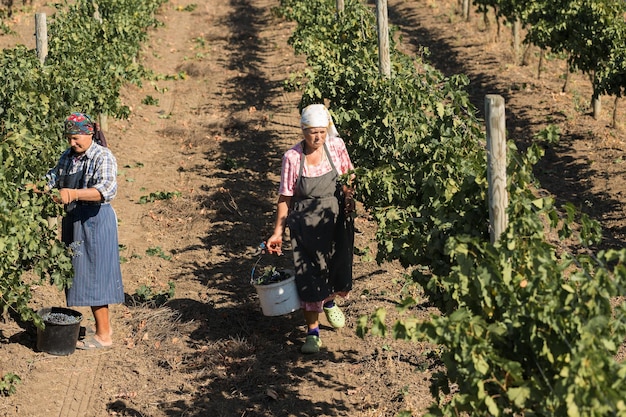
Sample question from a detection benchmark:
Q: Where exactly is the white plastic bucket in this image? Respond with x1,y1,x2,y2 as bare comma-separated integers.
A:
253,274,301,316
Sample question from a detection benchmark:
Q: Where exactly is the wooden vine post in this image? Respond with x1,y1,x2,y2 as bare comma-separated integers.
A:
35,13,58,230
336,0,344,13
513,18,521,64
462,0,470,21
376,0,391,78
35,13,48,65
485,95,508,243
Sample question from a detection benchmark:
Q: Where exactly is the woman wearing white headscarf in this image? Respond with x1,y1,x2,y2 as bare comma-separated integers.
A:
267,104,355,354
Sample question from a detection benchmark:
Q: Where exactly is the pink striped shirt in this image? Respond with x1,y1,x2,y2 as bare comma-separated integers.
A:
278,136,353,196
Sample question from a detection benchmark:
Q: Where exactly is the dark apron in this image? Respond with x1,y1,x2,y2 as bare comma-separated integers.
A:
60,165,85,244
286,142,354,302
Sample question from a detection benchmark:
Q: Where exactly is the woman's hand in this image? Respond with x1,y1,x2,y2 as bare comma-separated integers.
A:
267,195,291,255
266,234,283,255
56,188,78,205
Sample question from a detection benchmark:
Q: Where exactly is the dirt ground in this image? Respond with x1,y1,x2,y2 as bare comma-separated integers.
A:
0,0,624,416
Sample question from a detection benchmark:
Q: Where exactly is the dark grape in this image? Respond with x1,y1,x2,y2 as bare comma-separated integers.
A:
42,312,81,325
254,267,292,285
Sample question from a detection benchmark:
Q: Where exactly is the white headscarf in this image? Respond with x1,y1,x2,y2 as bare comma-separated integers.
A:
300,104,339,138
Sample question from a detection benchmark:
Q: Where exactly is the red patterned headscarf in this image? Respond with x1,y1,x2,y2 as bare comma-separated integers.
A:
64,112,95,135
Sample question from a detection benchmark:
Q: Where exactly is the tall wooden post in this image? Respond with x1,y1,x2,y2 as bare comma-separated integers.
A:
376,0,390,78
90,1,107,131
462,0,470,21
336,0,344,13
93,1,103,23
35,13,48,65
485,95,508,243
98,114,108,132
513,18,521,64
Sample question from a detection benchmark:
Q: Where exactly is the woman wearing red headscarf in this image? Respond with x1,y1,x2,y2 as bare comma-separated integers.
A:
47,112,124,350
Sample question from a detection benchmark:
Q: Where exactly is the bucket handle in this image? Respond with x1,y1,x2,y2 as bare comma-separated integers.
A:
250,242,267,285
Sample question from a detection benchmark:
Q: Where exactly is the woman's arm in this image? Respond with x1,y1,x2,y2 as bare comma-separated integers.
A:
266,194,291,255
91,150,118,202
57,187,103,204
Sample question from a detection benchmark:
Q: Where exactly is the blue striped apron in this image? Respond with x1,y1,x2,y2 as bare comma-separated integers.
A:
60,167,124,306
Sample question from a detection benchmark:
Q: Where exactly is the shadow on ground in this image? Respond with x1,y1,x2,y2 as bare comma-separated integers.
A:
151,0,360,415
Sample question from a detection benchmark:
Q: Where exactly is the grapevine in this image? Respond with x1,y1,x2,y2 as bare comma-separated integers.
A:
0,0,165,326
278,0,626,415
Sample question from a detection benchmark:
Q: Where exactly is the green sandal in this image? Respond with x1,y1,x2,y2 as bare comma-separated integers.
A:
301,335,322,354
323,305,345,328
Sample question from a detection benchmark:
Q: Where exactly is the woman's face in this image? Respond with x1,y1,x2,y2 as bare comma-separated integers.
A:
303,127,327,150
66,134,93,154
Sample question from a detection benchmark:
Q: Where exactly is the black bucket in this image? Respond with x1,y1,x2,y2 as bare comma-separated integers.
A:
36,307,83,356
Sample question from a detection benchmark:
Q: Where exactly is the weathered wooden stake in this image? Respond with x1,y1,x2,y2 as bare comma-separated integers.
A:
35,13,48,65
98,114,108,132
592,95,601,120
462,0,470,21
91,1,107,131
485,95,508,243
38,12,54,230
513,18,521,64
336,0,344,13
376,0,390,78
93,1,103,23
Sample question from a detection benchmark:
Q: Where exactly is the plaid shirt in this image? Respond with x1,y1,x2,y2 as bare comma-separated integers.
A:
47,142,118,202
279,135,353,197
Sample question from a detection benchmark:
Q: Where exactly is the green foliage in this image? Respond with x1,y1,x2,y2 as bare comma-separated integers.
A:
0,15,13,35
221,156,241,171
141,95,160,106
0,373,21,396
279,0,489,279
138,191,181,204
145,246,171,260
534,124,560,145
133,282,175,307
415,147,626,415
176,3,197,12
0,0,165,332
278,0,626,415
475,0,626,104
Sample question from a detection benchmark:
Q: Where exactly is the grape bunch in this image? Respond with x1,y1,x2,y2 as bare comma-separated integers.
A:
254,267,292,285
42,312,81,325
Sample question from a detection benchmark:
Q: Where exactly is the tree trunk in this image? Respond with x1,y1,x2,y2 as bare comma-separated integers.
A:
562,60,570,93
495,7,501,41
537,49,544,79
521,42,532,66
592,94,601,120
590,71,601,119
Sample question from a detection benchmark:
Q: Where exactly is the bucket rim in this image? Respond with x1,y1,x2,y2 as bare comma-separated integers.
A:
37,306,83,323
